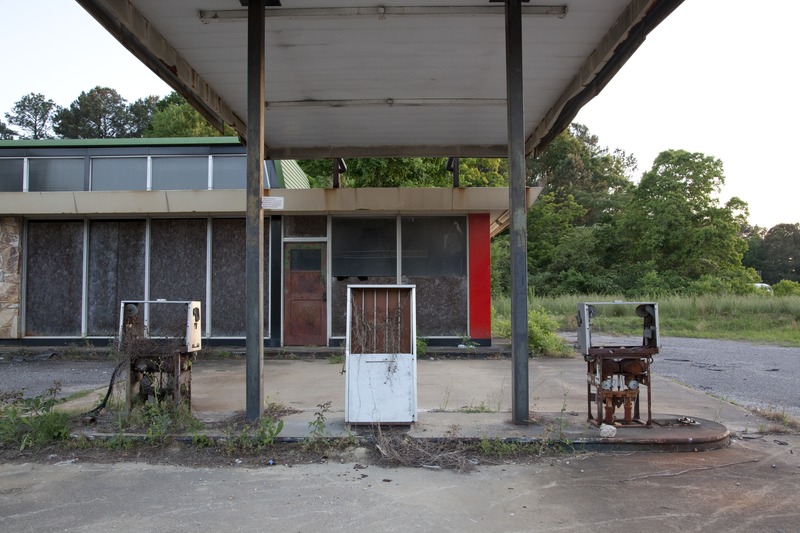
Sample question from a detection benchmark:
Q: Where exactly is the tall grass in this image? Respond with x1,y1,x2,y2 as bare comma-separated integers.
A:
494,293,800,346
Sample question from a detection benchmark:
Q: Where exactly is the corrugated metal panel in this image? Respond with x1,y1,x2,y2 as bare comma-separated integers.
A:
277,160,310,190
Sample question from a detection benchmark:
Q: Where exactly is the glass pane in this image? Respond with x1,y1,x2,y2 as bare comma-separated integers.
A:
0,158,23,192
291,248,321,271
212,156,246,189
91,157,147,191
402,216,466,276
332,218,396,277
152,156,207,190
29,158,84,191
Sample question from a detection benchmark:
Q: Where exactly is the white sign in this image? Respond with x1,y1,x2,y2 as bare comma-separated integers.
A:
261,196,285,210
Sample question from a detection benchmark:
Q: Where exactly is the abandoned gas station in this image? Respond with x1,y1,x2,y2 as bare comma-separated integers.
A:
1,0,688,426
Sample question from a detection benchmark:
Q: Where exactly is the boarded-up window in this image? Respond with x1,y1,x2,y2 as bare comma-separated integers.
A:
149,219,207,335
25,221,84,335
87,220,146,335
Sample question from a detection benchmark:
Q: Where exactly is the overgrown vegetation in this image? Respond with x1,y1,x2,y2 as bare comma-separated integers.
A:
0,383,70,450
530,293,800,346
492,294,572,357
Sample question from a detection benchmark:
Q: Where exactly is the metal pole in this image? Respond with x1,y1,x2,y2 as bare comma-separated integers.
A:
505,0,529,424
245,0,266,421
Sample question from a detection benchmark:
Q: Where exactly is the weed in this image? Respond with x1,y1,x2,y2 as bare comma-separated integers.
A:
328,353,344,365
125,399,200,447
476,438,521,457
0,382,71,451
751,405,800,432
191,433,215,448
106,432,135,451
459,401,491,413
438,383,453,411
416,337,428,357
225,416,284,454
308,401,331,439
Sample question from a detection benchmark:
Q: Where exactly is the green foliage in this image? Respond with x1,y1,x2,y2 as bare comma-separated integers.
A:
0,119,17,139
191,433,215,448
618,150,748,281
537,293,800,346
416,336,428,357
307,401,331,439
475,438,521,457
127,95,160,137
490,235,510,297
758,223,800,284
492,300,571,357
54,86,133,138
0,383,70,451
226,417,284,454
457,158,508,187
144,93,235,137
773,280,800,297
4,92,58,139
684,269,760,296
126,400,200,447
297,156,508,189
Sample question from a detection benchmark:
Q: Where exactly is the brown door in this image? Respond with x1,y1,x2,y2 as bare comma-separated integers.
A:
284,242,327,345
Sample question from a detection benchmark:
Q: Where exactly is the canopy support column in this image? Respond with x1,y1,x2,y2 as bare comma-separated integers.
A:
245,0,266,421
505,0,530,424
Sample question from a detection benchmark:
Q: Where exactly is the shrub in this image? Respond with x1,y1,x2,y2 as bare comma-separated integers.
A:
492,303,571,357
773,280,800,297
0,383,70,450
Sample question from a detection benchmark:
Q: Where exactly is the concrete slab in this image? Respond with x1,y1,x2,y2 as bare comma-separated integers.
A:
186,356,752,450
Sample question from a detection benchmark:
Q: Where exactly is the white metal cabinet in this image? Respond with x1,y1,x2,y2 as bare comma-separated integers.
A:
345,285,416,424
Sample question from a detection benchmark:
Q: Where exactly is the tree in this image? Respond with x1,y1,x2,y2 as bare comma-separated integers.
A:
299,157,448,188
54,87,133,138
741,224,768,279
760,223,800,284
528,123,636,225
298,157,508,188
4,93,59,139
128,95,161,138
617,149,749,282
144,92,234,138
0,120,17,140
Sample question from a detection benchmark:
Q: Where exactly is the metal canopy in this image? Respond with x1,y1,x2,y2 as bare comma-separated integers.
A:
76,0,681,160
76,0,682,424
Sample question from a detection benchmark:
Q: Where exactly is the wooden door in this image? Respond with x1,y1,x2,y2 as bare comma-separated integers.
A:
284,242,327,345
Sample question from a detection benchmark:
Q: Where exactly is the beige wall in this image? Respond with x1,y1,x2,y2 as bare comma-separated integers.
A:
0,217,21,339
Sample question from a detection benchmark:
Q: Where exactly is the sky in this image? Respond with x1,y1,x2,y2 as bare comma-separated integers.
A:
1,1,798,229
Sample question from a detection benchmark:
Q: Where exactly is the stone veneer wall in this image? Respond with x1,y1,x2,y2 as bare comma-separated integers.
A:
0,217,21,338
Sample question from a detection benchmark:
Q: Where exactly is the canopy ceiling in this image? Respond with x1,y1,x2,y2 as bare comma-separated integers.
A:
77,0,681,159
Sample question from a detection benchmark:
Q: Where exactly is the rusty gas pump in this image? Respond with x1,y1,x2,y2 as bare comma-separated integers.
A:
577,302,659,427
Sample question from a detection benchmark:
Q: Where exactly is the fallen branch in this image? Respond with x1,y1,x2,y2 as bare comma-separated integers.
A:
620,459,760,482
